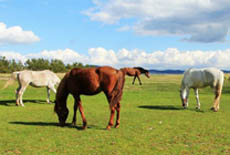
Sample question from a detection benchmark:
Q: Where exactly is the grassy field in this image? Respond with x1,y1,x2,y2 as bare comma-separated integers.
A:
0,73,230,154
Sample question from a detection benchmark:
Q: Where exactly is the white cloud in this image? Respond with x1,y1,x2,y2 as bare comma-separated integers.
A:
0,22,40,44
0,51,27,62
84,0,230,43
1,47,230,70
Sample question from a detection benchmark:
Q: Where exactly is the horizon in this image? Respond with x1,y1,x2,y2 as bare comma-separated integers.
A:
1,0,230,70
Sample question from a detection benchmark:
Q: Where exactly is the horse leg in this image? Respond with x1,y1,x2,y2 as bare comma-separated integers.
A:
137,76,142,85
115,102,121,128
107,106,116,130
132,76,137,85
106,95,116,130
49,85,56,94
18,85,28,107
194,88,200,110
77,98,87,129
15,85,21,106
47,85,57,104
71,99,79,126
212,85,222,112
46,87,51,104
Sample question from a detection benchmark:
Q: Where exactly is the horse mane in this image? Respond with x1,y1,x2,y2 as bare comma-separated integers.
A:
133,67,149,73
110,70,125,108
54,71,70,113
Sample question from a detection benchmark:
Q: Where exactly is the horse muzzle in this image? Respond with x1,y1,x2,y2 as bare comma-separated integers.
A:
58,121,66,127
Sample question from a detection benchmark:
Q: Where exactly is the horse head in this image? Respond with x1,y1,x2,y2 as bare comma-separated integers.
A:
145,71,150,78
180,88,189,109
134,67,150,78
54,100,69,126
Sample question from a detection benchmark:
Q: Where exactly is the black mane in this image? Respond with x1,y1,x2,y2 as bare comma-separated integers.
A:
133,67,149,73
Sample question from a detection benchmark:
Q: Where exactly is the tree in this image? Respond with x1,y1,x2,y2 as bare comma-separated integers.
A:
50,59,66,73
0,57,10,73
9,60,24,72
25,58,50,70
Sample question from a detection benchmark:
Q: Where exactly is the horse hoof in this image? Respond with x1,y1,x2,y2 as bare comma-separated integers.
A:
210,107,218,112
106,126,111,130
82,126,87,130
58,122,65,127
115,124,120,128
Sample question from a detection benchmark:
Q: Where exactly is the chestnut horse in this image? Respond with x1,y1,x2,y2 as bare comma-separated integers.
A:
120,67,150,85
54,66,125,130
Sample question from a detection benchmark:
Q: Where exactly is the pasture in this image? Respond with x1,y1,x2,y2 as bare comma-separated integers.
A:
0,73,230,154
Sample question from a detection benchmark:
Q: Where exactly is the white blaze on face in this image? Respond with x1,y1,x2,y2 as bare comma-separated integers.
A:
180,88,188,107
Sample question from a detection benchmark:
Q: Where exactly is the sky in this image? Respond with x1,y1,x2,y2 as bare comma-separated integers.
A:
0,0,230,70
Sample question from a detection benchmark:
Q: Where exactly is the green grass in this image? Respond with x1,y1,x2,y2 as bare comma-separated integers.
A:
0,74,230,154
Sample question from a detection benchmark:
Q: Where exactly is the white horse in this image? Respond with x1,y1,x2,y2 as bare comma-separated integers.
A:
180,67,224,112
4,70,60,106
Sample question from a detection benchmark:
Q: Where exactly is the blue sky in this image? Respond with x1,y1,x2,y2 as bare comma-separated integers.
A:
1,0,230,69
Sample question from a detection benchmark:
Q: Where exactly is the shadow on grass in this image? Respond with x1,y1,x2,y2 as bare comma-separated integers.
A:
138,105,182,110
9,121,105,130
0,99,51,106
138,105,206,113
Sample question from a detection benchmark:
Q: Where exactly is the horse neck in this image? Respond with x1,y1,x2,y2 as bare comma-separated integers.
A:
56,74,69,103
120,68,127,75
135,68,145,74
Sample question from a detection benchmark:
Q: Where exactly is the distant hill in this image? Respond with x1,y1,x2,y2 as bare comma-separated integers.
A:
149,69,230,74
149,69,184,74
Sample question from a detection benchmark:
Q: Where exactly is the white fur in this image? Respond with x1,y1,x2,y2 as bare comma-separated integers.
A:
14,70,60,106
180,67,224,111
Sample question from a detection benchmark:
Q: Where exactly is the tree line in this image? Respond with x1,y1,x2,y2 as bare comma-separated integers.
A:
0,56,94,73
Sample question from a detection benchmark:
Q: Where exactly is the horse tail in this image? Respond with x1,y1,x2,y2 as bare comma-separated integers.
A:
54,72,70,113
2,71,20,90
110,70,125,109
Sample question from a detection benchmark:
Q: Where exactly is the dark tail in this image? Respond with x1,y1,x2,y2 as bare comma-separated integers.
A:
110,70,125,108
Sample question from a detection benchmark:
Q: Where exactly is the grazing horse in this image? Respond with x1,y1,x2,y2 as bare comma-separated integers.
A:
3,70,60,106
180,68,224,112
120,67,150,85
54,66,125,130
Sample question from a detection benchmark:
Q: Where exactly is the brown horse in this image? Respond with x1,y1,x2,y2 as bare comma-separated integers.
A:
54,66,125,130
120,67,150,85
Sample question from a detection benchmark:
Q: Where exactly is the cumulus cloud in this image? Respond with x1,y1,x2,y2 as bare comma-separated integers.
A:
0,22,40,44
84,0,230,43
1,47,230,70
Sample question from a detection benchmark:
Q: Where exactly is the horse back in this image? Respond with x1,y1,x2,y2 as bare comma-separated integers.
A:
67,68,101,95
17,70,59,86
97,67,123,93
183,68,224,88
203,68,224,87
68,67,123,95
120,67,139,76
